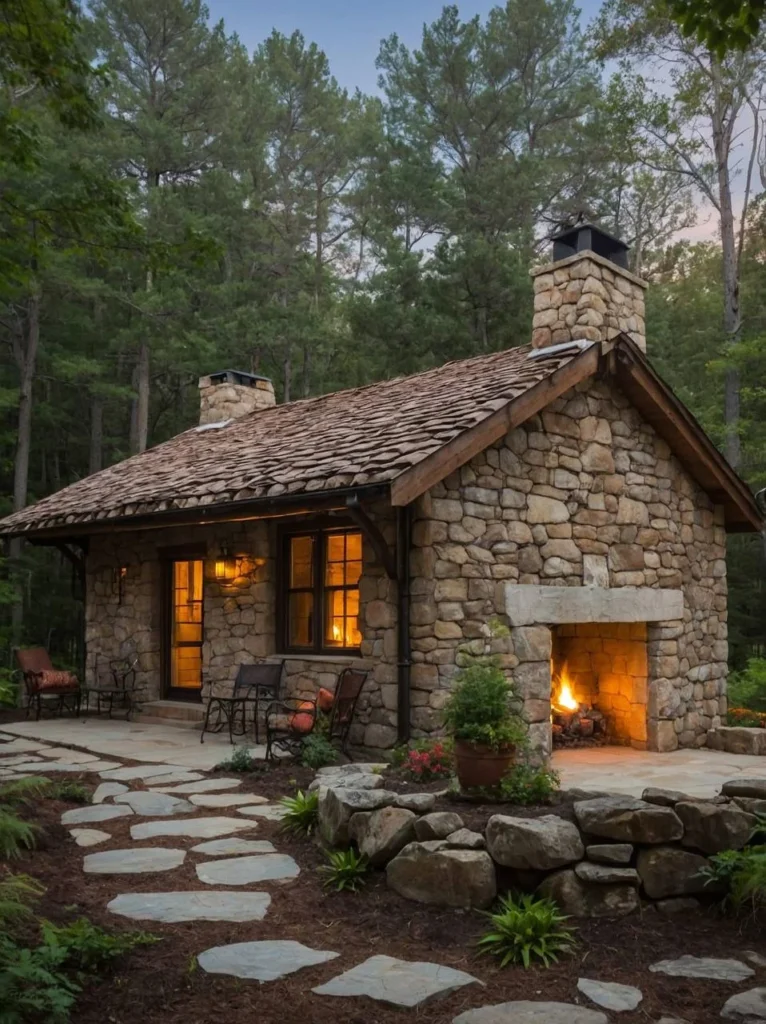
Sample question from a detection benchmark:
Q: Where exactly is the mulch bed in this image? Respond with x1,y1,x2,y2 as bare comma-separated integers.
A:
5,758,766,1024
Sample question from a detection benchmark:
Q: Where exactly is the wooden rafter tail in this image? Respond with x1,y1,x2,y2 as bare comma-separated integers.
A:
345,496,397,580
390,343,601,508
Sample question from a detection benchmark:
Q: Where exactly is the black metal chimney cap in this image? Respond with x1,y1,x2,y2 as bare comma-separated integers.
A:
551,222,629,270
208,369,271,388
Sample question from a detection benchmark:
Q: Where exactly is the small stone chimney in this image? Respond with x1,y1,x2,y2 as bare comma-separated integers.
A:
530,223,648,353
198,369,276,425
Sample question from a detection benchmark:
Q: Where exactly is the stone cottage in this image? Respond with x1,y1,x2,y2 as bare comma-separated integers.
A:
1,224,761,761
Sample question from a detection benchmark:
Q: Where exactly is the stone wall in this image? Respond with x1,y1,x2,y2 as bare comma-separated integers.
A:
84,503,398,752
198,374,276,425
409,375,728,757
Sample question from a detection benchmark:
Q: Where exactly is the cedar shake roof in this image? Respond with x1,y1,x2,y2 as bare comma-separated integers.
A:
0,337,761,537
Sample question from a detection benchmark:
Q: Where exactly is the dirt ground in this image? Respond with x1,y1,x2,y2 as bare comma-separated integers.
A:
6,760,766,1024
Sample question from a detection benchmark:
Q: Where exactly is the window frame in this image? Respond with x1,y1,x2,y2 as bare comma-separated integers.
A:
277,521,364,656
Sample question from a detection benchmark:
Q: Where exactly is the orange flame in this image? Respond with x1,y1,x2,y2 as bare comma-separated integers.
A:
553,663,579,712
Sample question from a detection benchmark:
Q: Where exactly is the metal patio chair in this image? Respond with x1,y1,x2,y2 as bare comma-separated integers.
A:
15,647,81,720
327,667,368,753
200,660,284,744
264,695,318,762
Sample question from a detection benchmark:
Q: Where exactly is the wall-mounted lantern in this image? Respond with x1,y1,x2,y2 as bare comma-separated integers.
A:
213,546,239,583
113,565,128,603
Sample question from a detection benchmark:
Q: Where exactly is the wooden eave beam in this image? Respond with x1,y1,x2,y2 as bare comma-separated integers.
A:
346,496,397,580
390,344,601,508
613,343,762,533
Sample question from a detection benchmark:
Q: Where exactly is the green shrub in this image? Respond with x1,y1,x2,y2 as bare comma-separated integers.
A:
702,847,766,913
728,658,766,712
318,848,369,892
0,933,78,1024
0,875,45,931
0,778,52,806
40,918,158,975
443,658,526,751
214,746,257,773
279,790,319,835
51,783,90,805
500,765,560,805
300,734,337,770
478,893,576,968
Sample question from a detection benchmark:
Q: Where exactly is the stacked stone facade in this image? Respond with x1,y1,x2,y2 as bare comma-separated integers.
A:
198,374,276,425
531,250,647,353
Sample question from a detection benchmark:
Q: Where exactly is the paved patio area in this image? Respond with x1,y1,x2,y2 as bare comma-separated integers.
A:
3,718,766,795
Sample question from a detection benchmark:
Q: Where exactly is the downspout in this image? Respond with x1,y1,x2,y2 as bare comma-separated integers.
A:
396,504,412,744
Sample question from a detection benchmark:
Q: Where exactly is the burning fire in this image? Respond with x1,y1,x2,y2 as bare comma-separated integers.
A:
553,663,579,712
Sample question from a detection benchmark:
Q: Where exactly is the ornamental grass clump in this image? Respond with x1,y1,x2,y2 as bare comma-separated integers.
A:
279,790,319,835
318,848,369,892
478,893,576,968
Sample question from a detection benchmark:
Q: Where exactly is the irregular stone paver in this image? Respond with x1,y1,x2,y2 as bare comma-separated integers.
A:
114,792,195,817
0,738,52,753
43,747,100,763
452,1003,608,1024
150,778,241,794
313,954,480,1008
69,828,111,847
236,803,287,820
100,764,196,782
649,956,754,982
14,760,120,773
0,753,45,766
93,781,129,804
743,951,766,969
84,847,186,874
191,838,276,856
721,988,766,1020
62,804,134,826
0,768,18,778
198,939,339,982
107,891,271,923
577,978,642,1012
131,816,255,841
196,853,299,886
189,793,268,808
139,771,204,786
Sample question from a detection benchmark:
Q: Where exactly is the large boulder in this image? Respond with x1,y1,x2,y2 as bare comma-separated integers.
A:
641,787,688,807
318,788,397,847
675,801,753,854
413,811,464,841
722,779,766,800
636,847,710,899
447,829,486,850
574,796,683,844
586,844,633,865
349,807,416,867
537,868,639,918
309,773,384,793
486,814,584,871
394,793,438,813
708,728,766,756
386,842,497,909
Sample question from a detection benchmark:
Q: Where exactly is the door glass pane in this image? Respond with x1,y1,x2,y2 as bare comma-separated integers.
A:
290,536,314,588
170,559,203,691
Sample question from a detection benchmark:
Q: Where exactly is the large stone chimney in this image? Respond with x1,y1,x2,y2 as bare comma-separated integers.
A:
530,223,648,353
198,369,276,425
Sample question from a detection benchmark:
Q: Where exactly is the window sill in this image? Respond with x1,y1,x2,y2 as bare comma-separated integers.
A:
272,653,365,665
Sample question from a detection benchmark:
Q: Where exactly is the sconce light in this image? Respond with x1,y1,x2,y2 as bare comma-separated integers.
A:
113,565,128,603
214,546,238,583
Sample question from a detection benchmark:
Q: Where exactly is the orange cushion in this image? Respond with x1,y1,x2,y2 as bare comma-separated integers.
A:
317,688,334,713
289,700,315,734
36,670,78,693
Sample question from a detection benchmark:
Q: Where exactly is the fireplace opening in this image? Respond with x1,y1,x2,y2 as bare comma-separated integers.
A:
551,622,648,749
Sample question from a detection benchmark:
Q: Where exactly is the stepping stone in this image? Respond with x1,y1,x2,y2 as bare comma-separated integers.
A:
191,838,276,856
93,782,129,804
61,804,133,826
237,803,286,820
649,956,754,982
100,764,194,782
107,891,271,923
0,754,44,766
14,760,119,773
196,853,299,886
721,988,766,1020
43,747,100,764
114,792,195,817
743,951,766,969
577,978,642,1012
189,793,268,808
150,778,241,794
198,939,339,982
131,816,255,841
84,847,186,874
0,738,52,753
453,1004,608,1024
0,769,18,778
139,771,203,786
314,954,480,1008
69,828,111,848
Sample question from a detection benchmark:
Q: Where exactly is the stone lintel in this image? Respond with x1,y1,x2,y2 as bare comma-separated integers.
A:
504,585,683,627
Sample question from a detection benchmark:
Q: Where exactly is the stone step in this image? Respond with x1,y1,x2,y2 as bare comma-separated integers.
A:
134,715,202,732
136,701,205,730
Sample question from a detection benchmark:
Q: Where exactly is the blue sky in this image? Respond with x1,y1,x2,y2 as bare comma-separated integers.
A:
206,0,605,94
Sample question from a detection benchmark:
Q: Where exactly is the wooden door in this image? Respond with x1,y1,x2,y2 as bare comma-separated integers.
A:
166,558,204,700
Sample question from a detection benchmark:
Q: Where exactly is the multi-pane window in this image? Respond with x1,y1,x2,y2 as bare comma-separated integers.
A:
283,528,362,652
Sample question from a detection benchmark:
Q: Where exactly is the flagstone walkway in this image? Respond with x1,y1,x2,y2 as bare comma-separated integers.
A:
4,727,766,1020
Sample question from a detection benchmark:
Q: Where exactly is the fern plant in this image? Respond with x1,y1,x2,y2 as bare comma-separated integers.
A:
478,893,576,968
318,849,369,892
0,777,52,806
279,790,319,835
703,848,766,913
0,933,78,1024
0,875,45,931
41,918,158,975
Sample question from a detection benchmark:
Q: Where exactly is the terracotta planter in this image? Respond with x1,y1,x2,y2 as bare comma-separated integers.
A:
454,739,515,790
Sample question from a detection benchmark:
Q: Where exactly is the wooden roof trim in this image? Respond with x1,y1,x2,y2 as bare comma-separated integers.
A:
390,343,601,507
613,338,762,533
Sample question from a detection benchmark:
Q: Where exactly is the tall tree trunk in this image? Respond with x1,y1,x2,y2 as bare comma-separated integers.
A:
89,396,103,474
133,342,150,454
9,288,41,644
283,353,292,404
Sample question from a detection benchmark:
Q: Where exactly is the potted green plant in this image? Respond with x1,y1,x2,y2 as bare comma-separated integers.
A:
443,657,527,789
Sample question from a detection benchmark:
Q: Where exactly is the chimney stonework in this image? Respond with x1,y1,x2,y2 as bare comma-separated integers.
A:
530,249,648,354
198,370,276,425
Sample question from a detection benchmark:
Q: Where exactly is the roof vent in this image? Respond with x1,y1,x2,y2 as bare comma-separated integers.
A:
207,369,270,388
551,221,629,270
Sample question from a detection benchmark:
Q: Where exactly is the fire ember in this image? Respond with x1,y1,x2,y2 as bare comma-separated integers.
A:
551,663,608,747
